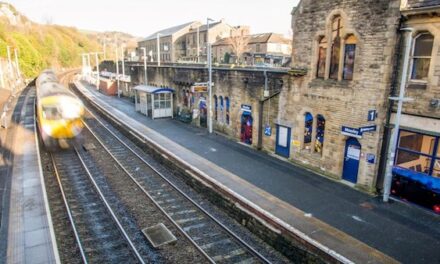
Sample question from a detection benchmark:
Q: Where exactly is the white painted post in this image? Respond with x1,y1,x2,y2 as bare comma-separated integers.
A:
141,47,148,84
383,28,414,202
14,48,20,78
207,18,214,134
157,34,161,66
0,60,4,89
95,52,100,90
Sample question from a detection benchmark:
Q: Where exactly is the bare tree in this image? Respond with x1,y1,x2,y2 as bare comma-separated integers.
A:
227,35,249,64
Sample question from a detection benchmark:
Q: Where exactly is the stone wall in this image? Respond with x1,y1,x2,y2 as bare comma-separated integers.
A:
398,15,440,118
127,63,286,149
285,0,401,191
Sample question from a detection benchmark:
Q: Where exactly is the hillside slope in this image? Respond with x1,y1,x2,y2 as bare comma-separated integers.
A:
0,2,137,78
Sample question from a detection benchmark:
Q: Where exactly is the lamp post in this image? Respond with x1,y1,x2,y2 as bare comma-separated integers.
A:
383,28,414,202
121,44,126,77
196,26,200,63
115,47,120,97
6,46,12,77
207,18,214,134
141,47,148,85
0,59,4,89
87,53,91,77
156,33,161,66
121,44,126,96
14,48,20,78
94,52,100,90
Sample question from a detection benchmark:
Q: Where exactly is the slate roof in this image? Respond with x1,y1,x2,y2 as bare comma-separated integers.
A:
213,33,291,46
188,21,223,33
406,0,440,9
142,21,197,41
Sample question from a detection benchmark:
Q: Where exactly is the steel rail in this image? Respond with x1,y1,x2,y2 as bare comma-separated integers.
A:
82,107,272,264
49,153,89,264
73,147,146,264
81,119,216,264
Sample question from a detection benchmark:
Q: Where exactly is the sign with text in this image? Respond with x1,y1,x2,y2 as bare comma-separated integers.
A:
191,84,208,93
366,153,376,164
264,125,272,136
368,110,377,121
341,126,362,138
241,104,252,112
360,125,377,134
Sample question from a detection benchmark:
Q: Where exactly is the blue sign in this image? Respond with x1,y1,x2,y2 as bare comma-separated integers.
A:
264,125,272,136
360,125,377,134
341,126,362,138
366,153,376,164
241,104,252,112
368,110,377,121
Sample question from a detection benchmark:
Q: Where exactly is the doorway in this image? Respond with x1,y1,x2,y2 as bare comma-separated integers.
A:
275,125,291,158
342,137,361,183
240,112,253,145
199,99,207,128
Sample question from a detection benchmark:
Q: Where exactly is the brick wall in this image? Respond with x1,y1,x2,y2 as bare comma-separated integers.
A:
128,63,286,147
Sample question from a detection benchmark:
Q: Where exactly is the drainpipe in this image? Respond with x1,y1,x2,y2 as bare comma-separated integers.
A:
383,28,413,202
377,21,404,192
258,71,281,150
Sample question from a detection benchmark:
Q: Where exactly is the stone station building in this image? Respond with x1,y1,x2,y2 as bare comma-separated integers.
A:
120,1,440,208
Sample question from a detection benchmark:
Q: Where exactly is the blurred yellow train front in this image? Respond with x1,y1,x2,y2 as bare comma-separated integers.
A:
38,95,84,139
36,69,85,149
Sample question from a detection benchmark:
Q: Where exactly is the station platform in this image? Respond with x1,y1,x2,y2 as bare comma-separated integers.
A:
0,88,59,264
75,80,440,264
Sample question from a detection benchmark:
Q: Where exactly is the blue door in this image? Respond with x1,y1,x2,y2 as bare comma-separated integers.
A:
342,137,361,183
275,125,291,158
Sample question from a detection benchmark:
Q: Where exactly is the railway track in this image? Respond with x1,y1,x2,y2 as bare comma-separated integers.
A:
49,147,144,263
81,107,272,264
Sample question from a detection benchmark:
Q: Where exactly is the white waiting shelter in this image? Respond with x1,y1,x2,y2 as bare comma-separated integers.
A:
134,85,174,119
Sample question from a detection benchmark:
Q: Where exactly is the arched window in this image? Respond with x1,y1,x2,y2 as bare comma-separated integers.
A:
316,36,327,78
314,115,325,154
304,112,313,150
219,96,224,123
225,97,230,125
329,16,343,80
410,32,434,81
343,35,357,80
214,95,218,121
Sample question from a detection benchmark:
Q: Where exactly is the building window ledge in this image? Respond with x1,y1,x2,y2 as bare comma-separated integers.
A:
309,78,352,89
407,82,427,90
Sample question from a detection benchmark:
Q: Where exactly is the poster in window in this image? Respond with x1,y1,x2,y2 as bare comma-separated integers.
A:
278,126,288,147
347,145,360,160
317,47,326,78
329,37,341,79
343,44,356,80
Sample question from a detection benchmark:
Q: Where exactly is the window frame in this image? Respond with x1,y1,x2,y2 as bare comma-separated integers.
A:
395,129,440,177
316,36,327,79
314,14,359,82
303,112,313,150
314,114,325,154
343,35,357,81
409,32,434,83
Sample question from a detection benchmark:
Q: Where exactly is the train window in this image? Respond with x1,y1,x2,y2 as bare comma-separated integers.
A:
42,106,62,120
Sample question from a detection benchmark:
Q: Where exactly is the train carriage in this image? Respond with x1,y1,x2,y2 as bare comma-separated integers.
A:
36,70,84,149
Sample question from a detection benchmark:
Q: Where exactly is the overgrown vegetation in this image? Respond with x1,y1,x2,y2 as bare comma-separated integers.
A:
0,14,101,78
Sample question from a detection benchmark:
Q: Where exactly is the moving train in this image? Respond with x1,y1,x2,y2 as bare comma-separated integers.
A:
36,69,85,149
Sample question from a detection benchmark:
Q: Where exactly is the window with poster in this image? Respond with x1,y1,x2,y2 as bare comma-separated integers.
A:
395,130,439,177
343,35,357,80
393,129,440,213
314,115,325,154
304,112,313,150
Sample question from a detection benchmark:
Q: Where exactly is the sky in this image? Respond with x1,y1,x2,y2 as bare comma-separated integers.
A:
7,0,299,37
